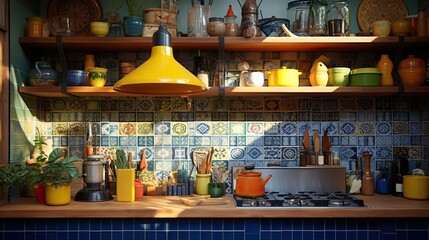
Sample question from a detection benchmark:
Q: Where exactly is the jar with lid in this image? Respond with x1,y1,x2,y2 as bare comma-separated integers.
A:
327,0,349,36
308,0,328,36
224,5,239,37
287,0,311,36
207,17,226,36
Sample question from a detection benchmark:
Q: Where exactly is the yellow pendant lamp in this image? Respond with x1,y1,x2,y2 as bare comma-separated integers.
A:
114,25,207,96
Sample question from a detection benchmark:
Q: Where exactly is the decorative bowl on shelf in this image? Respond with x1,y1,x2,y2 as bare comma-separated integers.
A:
90,21,109,37
67,70,86,86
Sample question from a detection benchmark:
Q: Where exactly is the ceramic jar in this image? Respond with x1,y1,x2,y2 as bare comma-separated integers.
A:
309,62,328,87
207,17,226,36
195,173,211,195
27,16,43,37
398,55,427,86
28,61,58,86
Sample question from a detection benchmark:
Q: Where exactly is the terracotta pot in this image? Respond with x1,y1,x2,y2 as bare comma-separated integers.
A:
235,171,272,197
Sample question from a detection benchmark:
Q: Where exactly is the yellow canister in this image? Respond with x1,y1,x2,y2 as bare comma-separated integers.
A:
403,175,429,200
265,66,302,87
116,169,135,202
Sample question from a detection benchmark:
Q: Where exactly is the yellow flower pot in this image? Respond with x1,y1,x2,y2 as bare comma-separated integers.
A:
116,169,135,202
45,183,71,206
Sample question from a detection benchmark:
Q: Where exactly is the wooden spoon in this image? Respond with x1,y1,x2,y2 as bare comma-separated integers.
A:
302,128,310,150
313,130,320,156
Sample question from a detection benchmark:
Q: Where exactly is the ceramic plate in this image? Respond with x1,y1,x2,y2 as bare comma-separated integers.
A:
357,0,408,33
47,0,103,36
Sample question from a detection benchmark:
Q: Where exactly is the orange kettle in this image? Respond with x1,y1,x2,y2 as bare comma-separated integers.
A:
235,170,272,197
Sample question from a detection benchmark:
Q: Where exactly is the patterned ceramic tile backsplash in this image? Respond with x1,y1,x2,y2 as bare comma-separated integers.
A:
30,95,429,194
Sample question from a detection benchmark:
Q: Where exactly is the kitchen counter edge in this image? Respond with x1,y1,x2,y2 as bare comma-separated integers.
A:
0,194,428,218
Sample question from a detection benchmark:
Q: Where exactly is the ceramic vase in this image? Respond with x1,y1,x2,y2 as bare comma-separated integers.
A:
33,183,45,204
123,16,143,37
377,54,394,86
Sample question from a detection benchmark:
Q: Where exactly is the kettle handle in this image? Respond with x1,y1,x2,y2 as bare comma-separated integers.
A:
34,61,43,78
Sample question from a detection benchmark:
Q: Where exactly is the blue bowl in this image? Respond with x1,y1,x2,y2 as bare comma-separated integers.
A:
67,70,86,86
259,17,290,37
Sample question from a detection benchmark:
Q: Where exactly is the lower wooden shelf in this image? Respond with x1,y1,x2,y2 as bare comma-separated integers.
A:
18,86,429,98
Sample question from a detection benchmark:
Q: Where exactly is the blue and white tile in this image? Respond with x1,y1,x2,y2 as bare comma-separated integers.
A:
195,122,211,135
281,147,297,160
246,147,264,160
172,147,188,160
264,122,281,135
281,122,297,135
154,147,173,160
247,122,264,135
376,147,392,160
230,147,245,160
282,136,298,146
264,136,281,146
246,136,264,146
212,122,228,135
322,122,338,135
172,136,188,146
230,122,246,135
154,136,172,146
264,147,281,160
340,122,356,135
138,136,154,146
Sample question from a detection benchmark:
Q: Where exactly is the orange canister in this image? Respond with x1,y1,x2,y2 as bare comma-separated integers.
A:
135,179,144,199
27,16,43,37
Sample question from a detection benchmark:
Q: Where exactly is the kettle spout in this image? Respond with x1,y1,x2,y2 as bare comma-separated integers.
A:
262,174,272,186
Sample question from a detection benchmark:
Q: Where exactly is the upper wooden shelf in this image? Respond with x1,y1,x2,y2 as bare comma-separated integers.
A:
18,86,429,98
19,36,429,52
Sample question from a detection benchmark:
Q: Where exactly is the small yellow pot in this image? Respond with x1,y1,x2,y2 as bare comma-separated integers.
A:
265,66,302,87
403,175,429,200
45,183,71,206
87,67,108,87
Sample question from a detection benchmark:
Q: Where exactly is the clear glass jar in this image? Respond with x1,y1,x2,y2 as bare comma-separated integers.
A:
287,0,311,36
308,0,328,36
327,0,349,36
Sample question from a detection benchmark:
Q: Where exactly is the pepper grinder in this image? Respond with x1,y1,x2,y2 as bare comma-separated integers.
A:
361,151,374,195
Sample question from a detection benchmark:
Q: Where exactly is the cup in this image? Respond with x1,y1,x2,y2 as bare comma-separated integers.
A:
208,182,225,198
242,71,264,87
373,20,391,37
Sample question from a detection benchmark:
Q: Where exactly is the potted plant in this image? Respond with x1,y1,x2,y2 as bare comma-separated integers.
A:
39,148,81,206
112,149,135,201
0,164,28,193
123,0,144,37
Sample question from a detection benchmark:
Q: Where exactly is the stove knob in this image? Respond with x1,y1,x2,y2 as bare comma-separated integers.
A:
249,200,257,206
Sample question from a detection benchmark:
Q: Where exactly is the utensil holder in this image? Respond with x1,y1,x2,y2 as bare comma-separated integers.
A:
116,169,135,201
195,173,211,195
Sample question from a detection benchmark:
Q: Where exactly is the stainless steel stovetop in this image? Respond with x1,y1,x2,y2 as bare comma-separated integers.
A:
234,191,366,208
232,166,366,208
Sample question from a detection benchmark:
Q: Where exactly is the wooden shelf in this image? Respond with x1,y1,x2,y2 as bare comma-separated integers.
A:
18,86,429,98
19,36,429,52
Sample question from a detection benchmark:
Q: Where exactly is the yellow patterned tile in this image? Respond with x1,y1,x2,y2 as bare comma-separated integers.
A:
119,122,136,136
52,123,68,136
137,122,154,135
172,122,188,135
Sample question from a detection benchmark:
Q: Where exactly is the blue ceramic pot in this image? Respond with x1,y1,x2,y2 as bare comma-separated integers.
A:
28,61,58,86
123,16,143,37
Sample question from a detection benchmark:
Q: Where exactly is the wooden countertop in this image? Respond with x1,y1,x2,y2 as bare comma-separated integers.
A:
1,195,428,218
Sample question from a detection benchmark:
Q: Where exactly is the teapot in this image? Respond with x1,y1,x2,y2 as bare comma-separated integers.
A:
28,61,58,86
235,164,272,197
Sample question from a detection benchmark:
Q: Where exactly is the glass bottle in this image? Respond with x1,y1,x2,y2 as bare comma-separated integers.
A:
327,0,349,36
377,54,394,86
376,168,390,194
308,0,328,36
287,0,311,36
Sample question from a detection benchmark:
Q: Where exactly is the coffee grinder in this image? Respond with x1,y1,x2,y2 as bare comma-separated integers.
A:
75,155,113,201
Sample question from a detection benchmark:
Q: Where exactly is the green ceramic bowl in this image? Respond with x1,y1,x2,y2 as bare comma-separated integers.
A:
328,67,351,86
349,68,381,86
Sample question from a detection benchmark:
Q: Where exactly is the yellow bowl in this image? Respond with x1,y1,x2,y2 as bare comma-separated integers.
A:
87,67,108,87
90,22,109,37
391,20,410,36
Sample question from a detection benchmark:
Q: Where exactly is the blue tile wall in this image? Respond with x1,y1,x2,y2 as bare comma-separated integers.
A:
40,96,429,192
1,218,428,240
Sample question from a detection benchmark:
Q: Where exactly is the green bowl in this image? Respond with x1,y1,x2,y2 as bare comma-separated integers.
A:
349,72,382,86
328,67,351,86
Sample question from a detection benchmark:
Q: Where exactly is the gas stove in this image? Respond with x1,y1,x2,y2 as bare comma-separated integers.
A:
234,192,366,208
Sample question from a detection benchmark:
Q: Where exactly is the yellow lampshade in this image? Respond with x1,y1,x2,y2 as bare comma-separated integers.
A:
114,25,207,96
